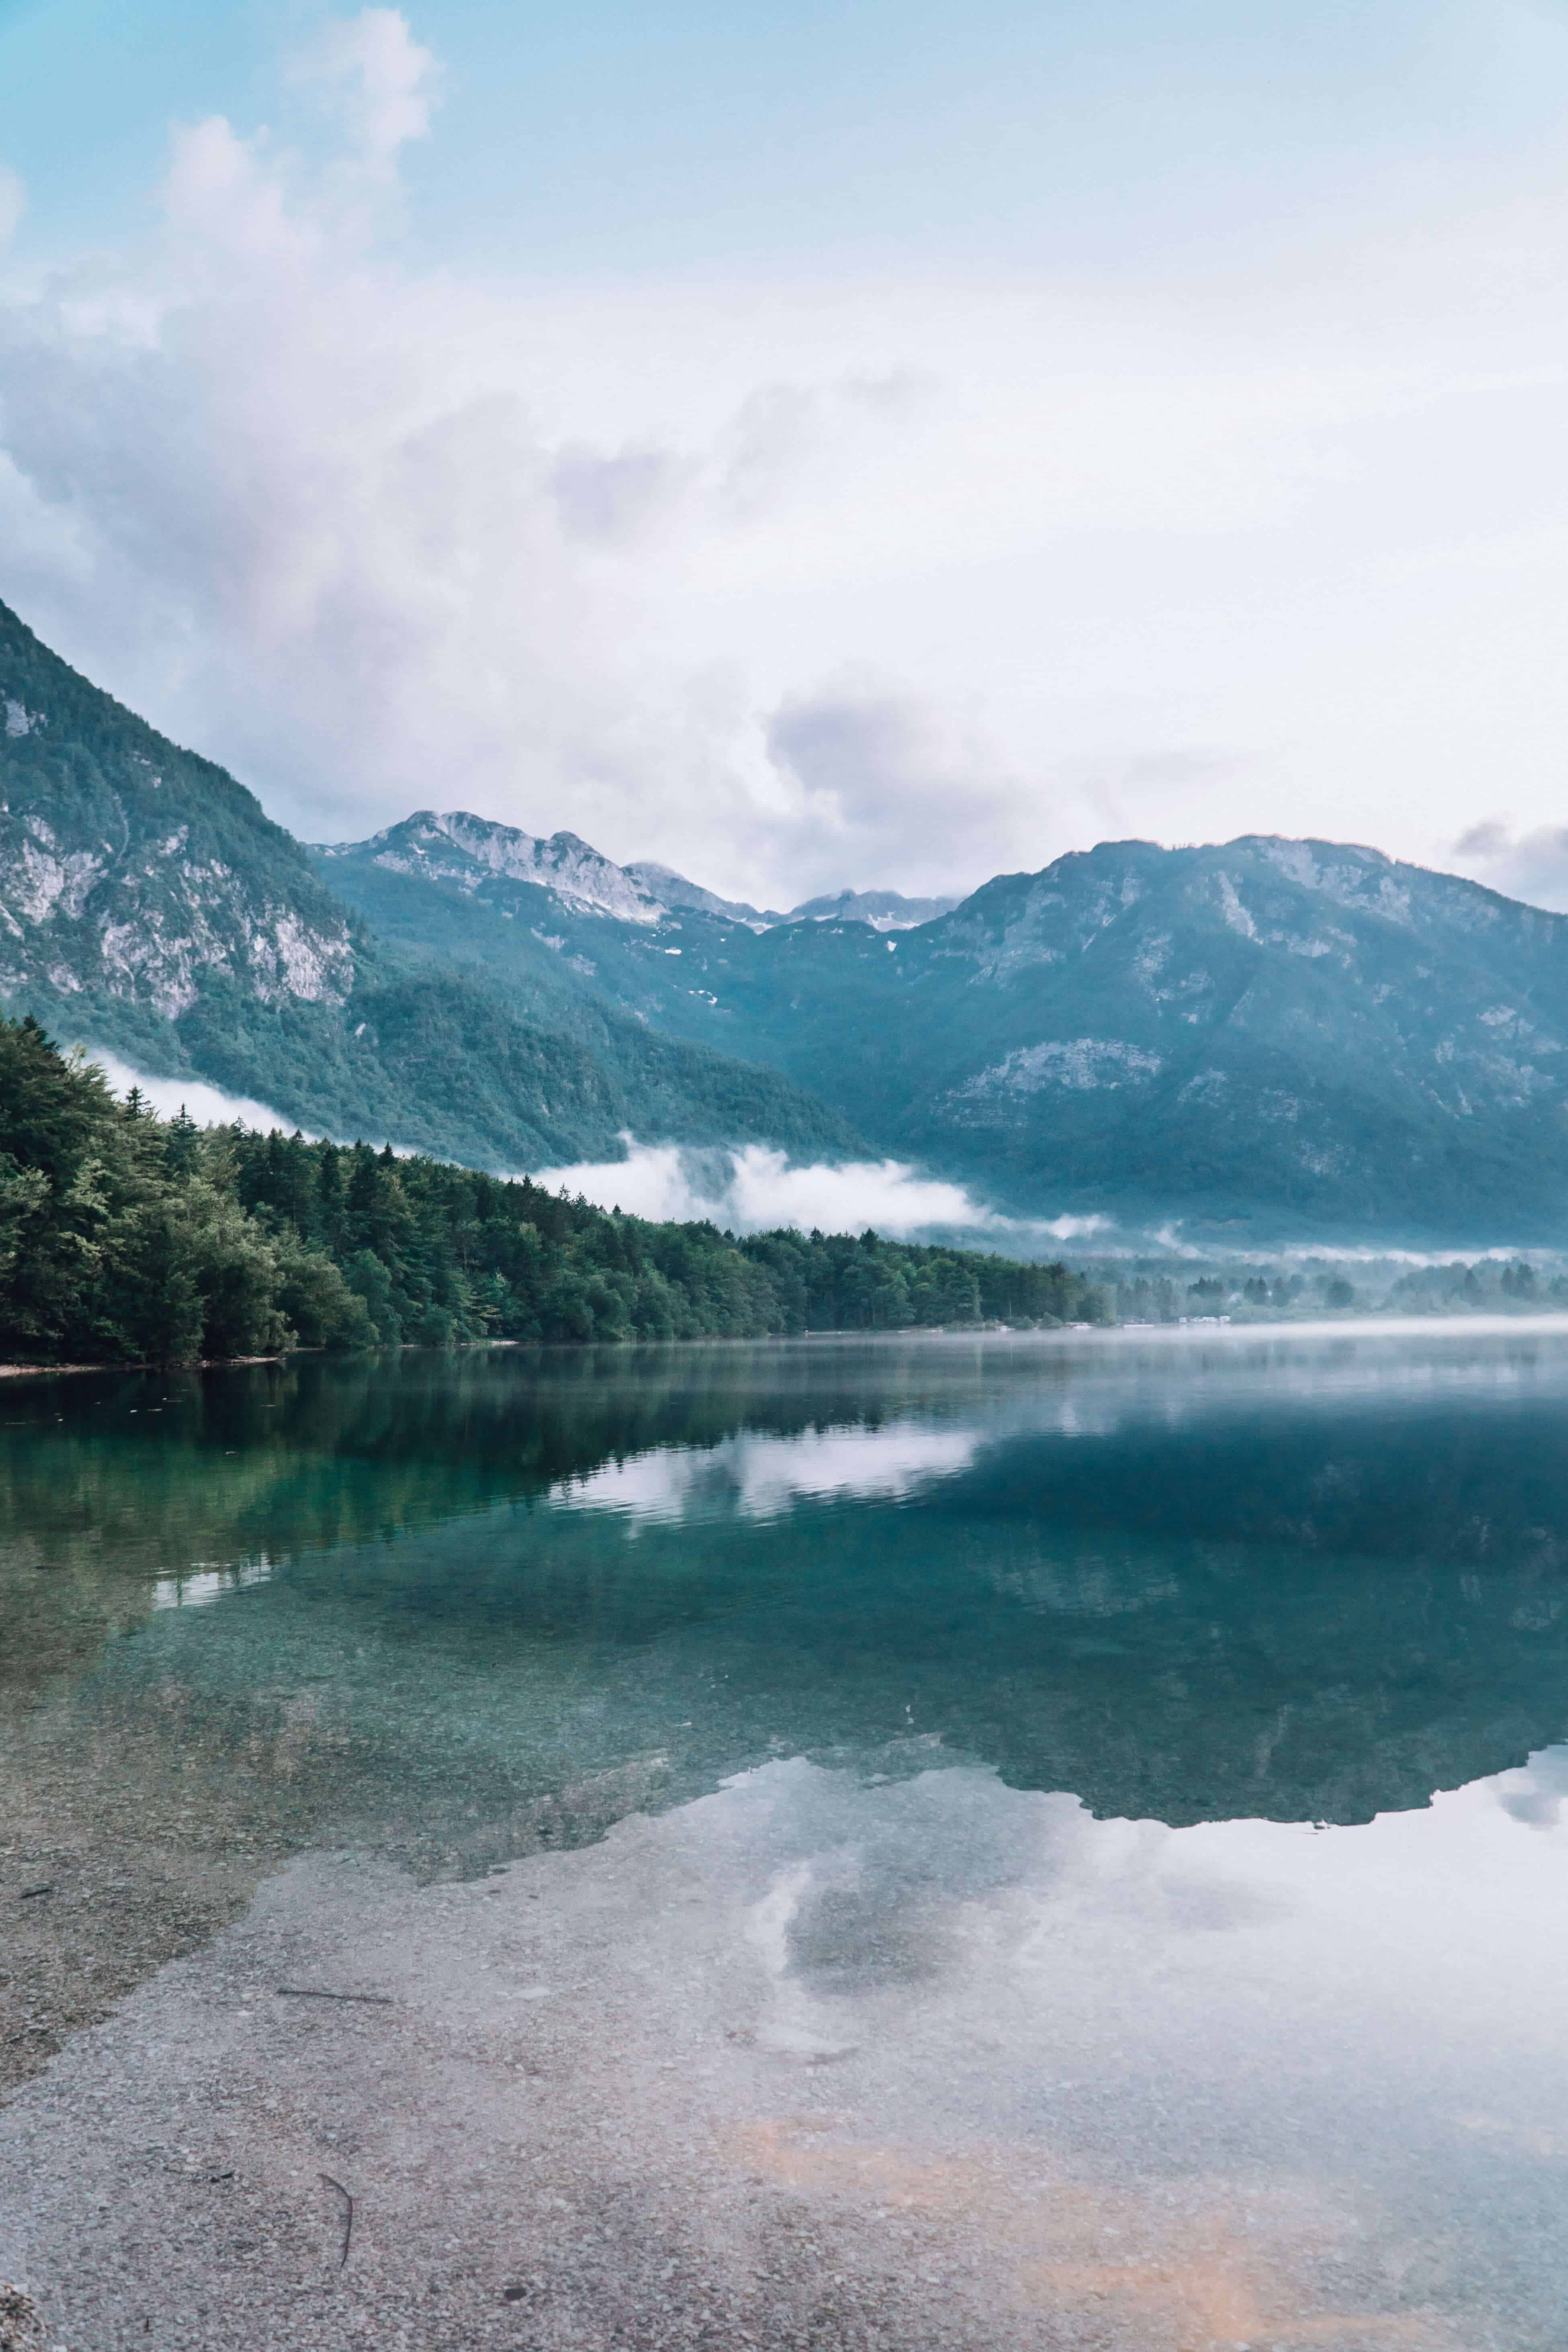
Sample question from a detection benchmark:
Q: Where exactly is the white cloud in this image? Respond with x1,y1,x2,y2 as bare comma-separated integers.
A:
78,1065,1107,1240
764,676,1022,893
88,1050,312,1135
529,1134,1107,1245
1449,820,1568,913
529,1137,986,1234
296,8,440,174
6,16,1568,908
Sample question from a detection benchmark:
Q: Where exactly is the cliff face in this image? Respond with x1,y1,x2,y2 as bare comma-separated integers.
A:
319,811,670,927
0,601,354,1029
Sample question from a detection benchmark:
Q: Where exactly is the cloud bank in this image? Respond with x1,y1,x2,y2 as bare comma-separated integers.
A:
529,1136,1106,1247
89,1052,312,1137
80,1061,1101,1249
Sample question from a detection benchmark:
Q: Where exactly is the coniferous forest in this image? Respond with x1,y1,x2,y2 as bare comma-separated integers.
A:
0,1015,1111,1365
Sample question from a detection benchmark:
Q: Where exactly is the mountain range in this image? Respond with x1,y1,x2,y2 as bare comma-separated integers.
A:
5,591,1568,1244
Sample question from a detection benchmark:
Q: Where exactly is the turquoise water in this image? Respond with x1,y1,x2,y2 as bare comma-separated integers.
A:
9,1324,1568,2342
9,1326,1568,1855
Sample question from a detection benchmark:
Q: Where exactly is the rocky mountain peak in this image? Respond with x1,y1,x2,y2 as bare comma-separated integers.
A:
318,809,670,926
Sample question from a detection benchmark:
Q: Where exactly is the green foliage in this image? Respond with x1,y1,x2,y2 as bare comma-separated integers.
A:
0,1016,317,1364
0,1013,1109,1364
231,1126,1112,1346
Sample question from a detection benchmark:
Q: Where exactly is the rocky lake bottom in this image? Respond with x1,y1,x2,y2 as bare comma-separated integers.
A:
5,1326,1568,2350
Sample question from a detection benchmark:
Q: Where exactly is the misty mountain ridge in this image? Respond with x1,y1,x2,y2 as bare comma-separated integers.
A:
0,599,864,1172
787,886,961,930
315,809,955,934
313,813,1568,1243
8,591,1568,1245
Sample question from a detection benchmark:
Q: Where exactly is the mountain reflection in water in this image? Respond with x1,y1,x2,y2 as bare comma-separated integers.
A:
5,1325,1568,1856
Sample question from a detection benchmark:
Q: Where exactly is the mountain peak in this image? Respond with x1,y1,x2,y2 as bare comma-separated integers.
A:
318,808,668,925
786,886,960,932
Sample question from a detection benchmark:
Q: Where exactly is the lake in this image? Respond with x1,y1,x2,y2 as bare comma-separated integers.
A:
4,1324,1568,2349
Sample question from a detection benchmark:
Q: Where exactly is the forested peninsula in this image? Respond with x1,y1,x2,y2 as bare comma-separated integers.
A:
0,1016,1111,1365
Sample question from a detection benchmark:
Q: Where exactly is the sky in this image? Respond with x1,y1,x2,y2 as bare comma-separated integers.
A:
2,0,1568,908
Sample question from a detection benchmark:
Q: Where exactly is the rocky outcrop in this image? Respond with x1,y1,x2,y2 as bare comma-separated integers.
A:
0,605,354,1029
319,810,668,926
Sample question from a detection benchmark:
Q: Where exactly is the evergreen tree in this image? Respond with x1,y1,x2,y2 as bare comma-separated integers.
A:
0,1012,1117,1366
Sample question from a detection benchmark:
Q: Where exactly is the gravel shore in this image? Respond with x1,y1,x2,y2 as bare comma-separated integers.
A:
1,1756,1483,2352
0,1815,1030,2352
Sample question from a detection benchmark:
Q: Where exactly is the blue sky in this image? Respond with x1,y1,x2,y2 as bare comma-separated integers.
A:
7,0,1563,275
3,2,1568,904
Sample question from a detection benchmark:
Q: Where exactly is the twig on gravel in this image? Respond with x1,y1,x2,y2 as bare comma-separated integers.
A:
274,1987,393,2004
18,1885,54,1901
319,2173,354,2268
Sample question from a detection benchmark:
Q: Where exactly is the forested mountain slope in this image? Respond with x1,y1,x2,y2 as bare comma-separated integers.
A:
319,819,1568,1239
10,592,1568,1240
731,837,1568,1236
0,1013,1103,1364
0,599,353,1051
0,602,863,1170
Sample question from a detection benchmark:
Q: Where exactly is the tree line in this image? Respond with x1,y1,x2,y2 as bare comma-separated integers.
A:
0,1015,1112,1364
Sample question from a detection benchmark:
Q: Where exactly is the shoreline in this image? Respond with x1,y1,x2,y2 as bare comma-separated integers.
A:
1,1809,1028,2352
0,1353,285,1381
8,1304,1568,1385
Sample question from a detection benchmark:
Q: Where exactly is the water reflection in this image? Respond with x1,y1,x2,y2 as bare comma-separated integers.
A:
9,1329,1568,2343
6,1326,1568,1862
646,1741,1568,2345
552,1421,982,1524
152,1560,273,1611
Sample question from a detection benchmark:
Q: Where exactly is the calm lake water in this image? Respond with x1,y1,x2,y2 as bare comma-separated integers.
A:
8,1323,1568,2344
